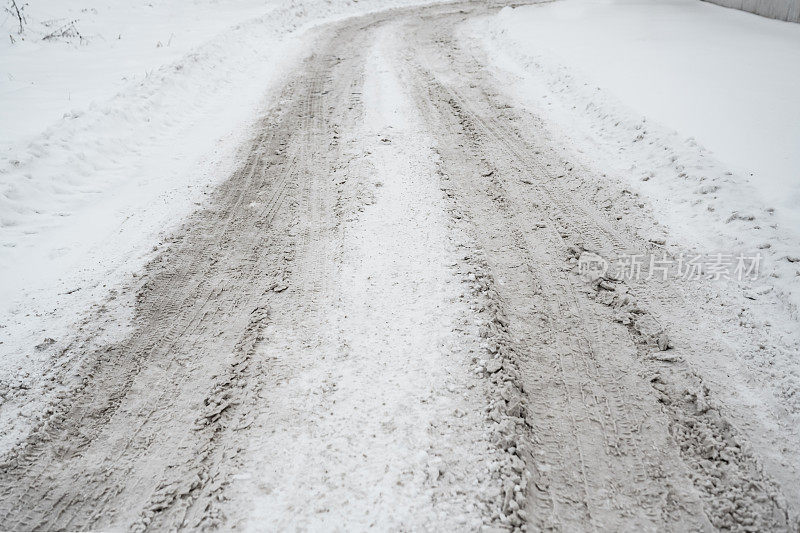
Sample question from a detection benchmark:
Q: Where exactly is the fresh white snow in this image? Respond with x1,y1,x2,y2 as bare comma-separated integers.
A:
479,0,800,223
0,0,275,145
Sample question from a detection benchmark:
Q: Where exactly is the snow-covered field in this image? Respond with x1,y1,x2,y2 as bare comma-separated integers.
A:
1,0,273,144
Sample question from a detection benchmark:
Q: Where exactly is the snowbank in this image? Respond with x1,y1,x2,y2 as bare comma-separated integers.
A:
469,0,800,310
0,0,274,145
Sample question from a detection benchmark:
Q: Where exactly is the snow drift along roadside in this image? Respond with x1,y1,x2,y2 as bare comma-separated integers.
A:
0,0,276,146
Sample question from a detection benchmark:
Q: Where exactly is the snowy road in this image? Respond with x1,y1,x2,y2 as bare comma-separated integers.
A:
1,2,798,531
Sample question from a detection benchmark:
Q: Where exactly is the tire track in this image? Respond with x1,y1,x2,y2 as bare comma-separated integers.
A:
0,34,339,532
398,10,790,531
397,10,717,531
